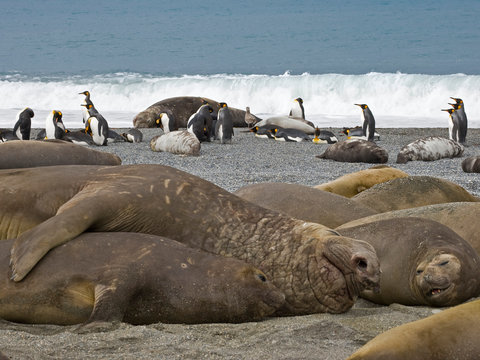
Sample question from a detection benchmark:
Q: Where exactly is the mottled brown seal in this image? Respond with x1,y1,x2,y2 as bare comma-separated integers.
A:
316,139,388,164
352,175,479,212
0,139,121,168
347,299,480,360
0,232,285,325
396,136,464,164
462,156,480,173
133,96,255,128
314,165,409,198
233,182,378,228
4,164,380,315
337,217,480,306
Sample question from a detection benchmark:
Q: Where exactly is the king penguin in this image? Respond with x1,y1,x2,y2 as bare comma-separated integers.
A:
187,104,214,142
84,106,109,146
442,108,458,142
156,112,176,133
215,102,234,144
312,127,338,144
12,107,35,140
289,97,305,119
44,110,66,140
449,97,467,144
274,127,310,142
355,104,376,142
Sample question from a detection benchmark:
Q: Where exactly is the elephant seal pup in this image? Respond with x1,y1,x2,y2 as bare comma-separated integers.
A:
316,139,388,164
314,165,409,198
5,164,381,315
0,140,121,169
396,136,464,164
337,217,480,306
462,156,480,173
254,116,315,134
234,182,378,228
150,130,201,156
0,232,285,325
337,202,480,255
347,299,480,360
352,176,479,212
133,96,253,128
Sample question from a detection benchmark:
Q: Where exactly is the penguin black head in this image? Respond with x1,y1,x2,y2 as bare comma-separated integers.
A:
79,91,90,96
295,98,303,104
441,108,455,115
450,97,463,105
354,104,368,109
53,110,63,122
219,102,228,108
201,99,209,105
314,127,320,136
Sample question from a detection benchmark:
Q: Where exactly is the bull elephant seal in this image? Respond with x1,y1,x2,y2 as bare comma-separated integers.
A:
347,299,480,360
352,176,479,212
133,96,254,128
0,232,285,325
233,182,378,228
4,164,380,315
337,217,480,306
462,156,480,173
316,139,388,164
396,136,464,164
0,140,121,169
150,130,201,156
337,202,480,256
314,165,409,198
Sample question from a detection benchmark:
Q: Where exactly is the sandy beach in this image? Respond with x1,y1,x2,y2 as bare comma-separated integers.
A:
1,127,479,359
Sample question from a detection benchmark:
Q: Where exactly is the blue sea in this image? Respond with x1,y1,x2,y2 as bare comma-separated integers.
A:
1,0,480,128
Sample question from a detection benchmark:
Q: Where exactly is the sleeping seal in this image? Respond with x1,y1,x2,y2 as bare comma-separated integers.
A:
254,116,315,134
462,156,480,173
396,136,464,164
4,164,380,316
316,139,388,164
150,130,201,156
0,232,285,325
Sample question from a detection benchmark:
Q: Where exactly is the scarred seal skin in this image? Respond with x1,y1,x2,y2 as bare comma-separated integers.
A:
0,139,121,168
347,299,480,360
337,217,480,306
352,175,479,213
314,165,409,198
133,96,255,128
0,232,285,325
2,164,380,315
396,136,464,164
316,139,388,164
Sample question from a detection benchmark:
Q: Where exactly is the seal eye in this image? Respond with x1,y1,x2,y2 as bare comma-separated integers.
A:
439,261,449,266
416,269,424,275
257,274,267,282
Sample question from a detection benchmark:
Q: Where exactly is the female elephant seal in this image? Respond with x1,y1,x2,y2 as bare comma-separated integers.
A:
462,156,480,173
347,299,480,360
0,139,121,168
314,165,409,198
233,182,378,228
316,139,388,164
352,176,479,212
4,164,380,316
0,232,284,325
337,217,480,306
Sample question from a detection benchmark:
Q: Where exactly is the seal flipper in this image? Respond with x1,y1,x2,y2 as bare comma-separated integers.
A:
10,190,117,282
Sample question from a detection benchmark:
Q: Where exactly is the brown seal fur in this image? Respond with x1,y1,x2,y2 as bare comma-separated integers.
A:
347,299,480,360
337,218,480,306
314,165,409,198
316,139,388,164
3,164,380,316
0,232,284,325
462,156,480,173
0,139,121,168
133,96,256,128
233,182,378,228
352,175,479,212
337,202,480,255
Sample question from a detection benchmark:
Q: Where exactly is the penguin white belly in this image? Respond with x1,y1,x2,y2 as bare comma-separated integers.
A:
15,127,23,140
89,118,105,146
162,115,171,133
217,124,224,142
45,112,56,139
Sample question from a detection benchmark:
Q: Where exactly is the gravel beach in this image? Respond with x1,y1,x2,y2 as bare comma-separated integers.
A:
1,127,480,359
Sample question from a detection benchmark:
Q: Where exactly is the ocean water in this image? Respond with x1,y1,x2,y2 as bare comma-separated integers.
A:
1,1,479,128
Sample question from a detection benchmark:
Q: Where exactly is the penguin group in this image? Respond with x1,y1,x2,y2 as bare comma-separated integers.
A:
442,97,468,145
186,101,234,144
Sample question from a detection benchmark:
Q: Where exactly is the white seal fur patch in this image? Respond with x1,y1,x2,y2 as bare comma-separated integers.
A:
396,136,464,164
150,130,200,156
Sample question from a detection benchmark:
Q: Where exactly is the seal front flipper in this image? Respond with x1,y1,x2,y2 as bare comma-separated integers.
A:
10,189,116,282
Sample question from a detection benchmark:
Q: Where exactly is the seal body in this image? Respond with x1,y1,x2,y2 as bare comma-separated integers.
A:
347,299,480,360
396,136,464,164
352,175,479,213
13,107,34,140
0,140,121,169
0,232,285,325
337,217,480,306
316,139,388,163
462,156,480,173
234,182,377,228
150,130,201,156
4,164,380,316
254,116,315,134
215,103,234,144
314,166,409,198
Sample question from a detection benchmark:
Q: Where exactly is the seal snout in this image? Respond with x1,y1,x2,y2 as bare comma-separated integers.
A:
351,253,381,294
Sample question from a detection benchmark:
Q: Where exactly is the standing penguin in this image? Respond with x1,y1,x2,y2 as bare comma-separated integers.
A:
215,102,234,144
449,97,467,144
187,104,214,142
355,104,376,142
81,103,98,125
45,110,66,140
156,112,176,133
12,107,34,140
442,108,459,142
289,97,305,119
84,106,109,146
